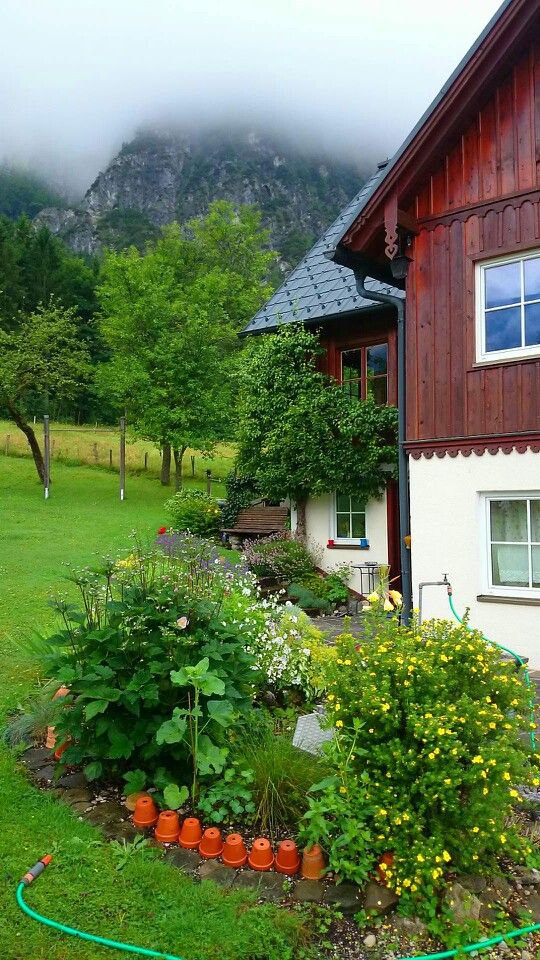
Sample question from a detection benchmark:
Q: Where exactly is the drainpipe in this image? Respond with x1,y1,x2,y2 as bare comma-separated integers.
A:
353,269,412,623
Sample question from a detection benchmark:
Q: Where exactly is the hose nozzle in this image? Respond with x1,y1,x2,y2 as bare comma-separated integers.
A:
21,855,53,886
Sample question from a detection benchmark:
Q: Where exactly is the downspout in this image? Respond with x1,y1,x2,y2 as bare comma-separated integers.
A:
353,269,412,623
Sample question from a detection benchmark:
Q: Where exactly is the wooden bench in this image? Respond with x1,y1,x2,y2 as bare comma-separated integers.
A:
221,505,289,546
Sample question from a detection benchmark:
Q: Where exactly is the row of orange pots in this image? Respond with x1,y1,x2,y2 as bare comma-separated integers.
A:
132,796,325,878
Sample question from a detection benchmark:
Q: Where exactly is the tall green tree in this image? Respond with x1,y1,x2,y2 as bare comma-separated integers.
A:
0,302,92,480
97,201,276,485
237,324,398,536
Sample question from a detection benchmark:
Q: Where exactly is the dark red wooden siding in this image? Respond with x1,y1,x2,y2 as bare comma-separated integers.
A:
407,41,540,445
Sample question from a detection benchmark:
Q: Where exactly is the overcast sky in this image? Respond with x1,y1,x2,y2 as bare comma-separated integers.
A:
1,0,503,197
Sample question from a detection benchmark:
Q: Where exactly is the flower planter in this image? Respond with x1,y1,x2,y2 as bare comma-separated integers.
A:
275,840,300,876
155,810,180,844
248,838,274,871
179,817,202,849
132,795,159,829
222,833,248,868
199,827,224,859
301,844,325,880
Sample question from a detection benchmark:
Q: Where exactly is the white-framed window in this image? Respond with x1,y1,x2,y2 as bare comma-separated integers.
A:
475,250,540,362
334,494,366,541
482,494,540,597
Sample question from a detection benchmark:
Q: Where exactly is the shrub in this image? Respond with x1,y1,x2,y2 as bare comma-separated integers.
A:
243,603,332,697
165,489,221,535
237,721,328,835
221,473,259,528
44,548,258,800
288,582,330,613
243,534,317,582
301,601,537,919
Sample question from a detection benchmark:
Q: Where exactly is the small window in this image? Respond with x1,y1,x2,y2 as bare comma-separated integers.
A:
340,343,388,403
477,251,540,362
335,494,366,540
486,496,540,594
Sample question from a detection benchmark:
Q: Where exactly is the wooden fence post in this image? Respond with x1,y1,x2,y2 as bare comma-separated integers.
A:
119,417,126,501
43,416,50,500
206,469,212,495
109,449,113,468
191,455,195,477
144,452,148,470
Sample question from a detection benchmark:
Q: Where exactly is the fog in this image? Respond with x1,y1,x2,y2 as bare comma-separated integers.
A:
1,0,502,197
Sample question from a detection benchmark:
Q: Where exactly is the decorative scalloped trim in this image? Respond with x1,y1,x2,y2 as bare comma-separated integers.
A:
409,439,540,459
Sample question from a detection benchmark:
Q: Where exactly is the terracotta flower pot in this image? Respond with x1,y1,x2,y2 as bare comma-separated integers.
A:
248,838,274,871
53,740,70,761
222,833,248,868
132,795,159,829
377,852,394,886
155,810,180,844
275,839,300,876
124,791,150,813
301,844,325,880
179,817,202,849
46,686,71,750
199,827,224,859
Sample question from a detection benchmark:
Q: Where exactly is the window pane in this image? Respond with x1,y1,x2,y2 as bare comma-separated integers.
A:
533,546,540,588
491,544,529,587
367,344,388,375
525,302,540,346
350,496,364,512
343,379,361,398
336,494,350,512
351,513,366,538
485,306,521,352
369,376,388,405
531,501,540,542
485,261,521,308
490,500,527,542
342,349,361,381
336,514,350,538
524,256,540,301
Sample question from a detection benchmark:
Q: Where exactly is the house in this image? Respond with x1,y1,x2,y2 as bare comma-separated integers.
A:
246,0,540,665
244,178,405,600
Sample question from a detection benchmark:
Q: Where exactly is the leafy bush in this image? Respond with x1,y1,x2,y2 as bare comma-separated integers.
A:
243,534,317,582
288,582,330,613
237,722,328,835
301,601,537,919
44,548,258,800
221,473,259,528
165,489,221,535
197,764,256,824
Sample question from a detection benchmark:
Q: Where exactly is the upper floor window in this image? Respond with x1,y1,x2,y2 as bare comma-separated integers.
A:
476,250,540,362
340,343,388,404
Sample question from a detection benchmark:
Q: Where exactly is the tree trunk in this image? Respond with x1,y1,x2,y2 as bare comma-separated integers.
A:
173,446,186,492
295,497,307,540
160,442,171,485
6,400,46,482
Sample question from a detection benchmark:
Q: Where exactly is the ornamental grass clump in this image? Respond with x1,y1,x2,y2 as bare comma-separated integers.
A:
301,596,538,919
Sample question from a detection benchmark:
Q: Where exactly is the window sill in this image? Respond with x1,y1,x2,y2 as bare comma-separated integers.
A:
477,594,540,607
327,543,370,550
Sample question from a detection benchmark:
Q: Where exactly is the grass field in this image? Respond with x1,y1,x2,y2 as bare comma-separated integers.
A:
0,419,235,492
0,456,304,960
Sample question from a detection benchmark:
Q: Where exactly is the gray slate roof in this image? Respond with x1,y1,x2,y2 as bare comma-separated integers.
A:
244,0,513,336
243,165,403,334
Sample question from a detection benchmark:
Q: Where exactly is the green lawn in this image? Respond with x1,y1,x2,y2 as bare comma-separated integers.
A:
0,456,304,960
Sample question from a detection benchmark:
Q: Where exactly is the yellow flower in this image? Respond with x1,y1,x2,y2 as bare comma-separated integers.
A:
411,884,418,892
381,702,390,712
472,826,479,833
383,598,394,612
403,878,411,888
339,786,347,794
500,834,506,844
533,778,540,787
442,850,451,862
416,854,425,863
367,591,380,603
509,789,519,798
334,703,341,711
444,778,451,785
428,752,435,760
472,755,483,764
502,772,511,781
335,720,343,728
389,589,403,605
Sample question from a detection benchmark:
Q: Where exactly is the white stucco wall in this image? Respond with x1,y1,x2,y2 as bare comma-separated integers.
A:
291,493,389,595
409,449,540,666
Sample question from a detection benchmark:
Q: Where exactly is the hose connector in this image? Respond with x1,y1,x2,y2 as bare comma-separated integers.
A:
21,855,53,886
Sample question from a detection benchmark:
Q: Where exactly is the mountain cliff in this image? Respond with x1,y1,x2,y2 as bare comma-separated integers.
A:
34,129,364,265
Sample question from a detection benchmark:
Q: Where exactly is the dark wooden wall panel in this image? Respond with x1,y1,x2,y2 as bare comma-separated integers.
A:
407,43,540,445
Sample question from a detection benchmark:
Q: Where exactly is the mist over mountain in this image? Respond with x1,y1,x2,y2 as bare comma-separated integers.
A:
32,128,365,265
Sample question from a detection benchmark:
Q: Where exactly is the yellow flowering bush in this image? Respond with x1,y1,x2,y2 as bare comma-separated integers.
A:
302,607,537,919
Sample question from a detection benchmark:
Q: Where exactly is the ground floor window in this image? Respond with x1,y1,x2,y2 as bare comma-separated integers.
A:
335,494,366,540
485,495,540,593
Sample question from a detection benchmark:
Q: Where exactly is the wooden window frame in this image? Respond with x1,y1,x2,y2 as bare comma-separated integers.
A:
481,492,540,599
475,249,540,364
338,341,389,404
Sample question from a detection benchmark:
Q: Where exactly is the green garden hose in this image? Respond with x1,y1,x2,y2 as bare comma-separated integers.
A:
447,588,536,752
16,857,185,960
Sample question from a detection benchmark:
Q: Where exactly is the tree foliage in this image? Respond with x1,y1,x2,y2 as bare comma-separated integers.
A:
97,201,276,483
237,324,398,524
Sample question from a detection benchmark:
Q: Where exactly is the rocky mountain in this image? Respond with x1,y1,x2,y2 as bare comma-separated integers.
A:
34,129,364,265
